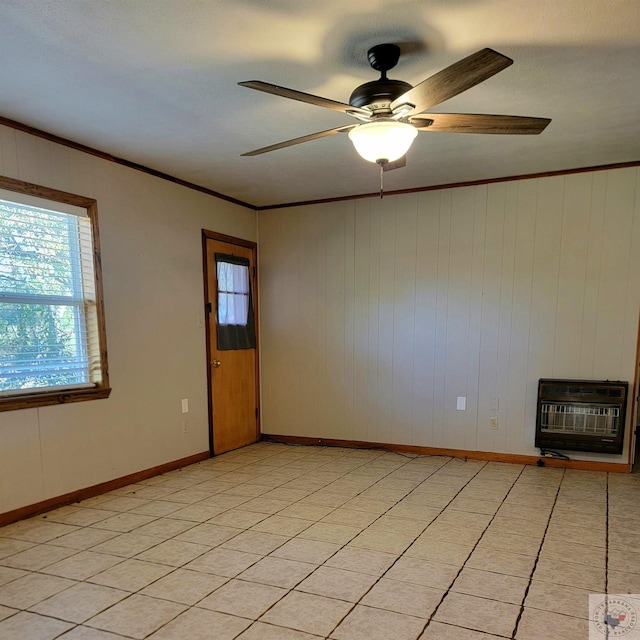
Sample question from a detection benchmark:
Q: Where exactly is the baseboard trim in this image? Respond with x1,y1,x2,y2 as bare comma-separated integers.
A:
261,434,631,473
0,451,210,527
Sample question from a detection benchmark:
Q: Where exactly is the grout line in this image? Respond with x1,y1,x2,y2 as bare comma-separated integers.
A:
509,467,566,639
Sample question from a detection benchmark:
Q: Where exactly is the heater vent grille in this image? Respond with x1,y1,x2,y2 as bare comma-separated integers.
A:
540,403,619,437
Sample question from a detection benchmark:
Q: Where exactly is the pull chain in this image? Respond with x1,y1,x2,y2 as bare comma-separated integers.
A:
378,161,385,199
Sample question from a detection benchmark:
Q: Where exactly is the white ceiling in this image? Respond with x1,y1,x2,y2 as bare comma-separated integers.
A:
1,0,639,208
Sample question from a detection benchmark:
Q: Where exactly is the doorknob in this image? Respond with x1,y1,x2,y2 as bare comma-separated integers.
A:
212,359,222,368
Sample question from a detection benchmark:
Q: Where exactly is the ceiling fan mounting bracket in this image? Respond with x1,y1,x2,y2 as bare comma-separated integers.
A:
367,44,401,75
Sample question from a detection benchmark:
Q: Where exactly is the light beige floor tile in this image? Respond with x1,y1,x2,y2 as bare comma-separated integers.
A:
239,556,316,588
147,606,251,639
91,513,156,533
534,556,605,591
476,530,541,557
271,538,341,564
174,522,240,546
416,524,483,547
452,567,529,605
0,566,27,587
321,508,379,528
546,522,606,548
486,516,546,539
200,494,252,509
0,543,78,570
524,580,591,618
0,538,35,560
342,497,396,515
184,548,262,577
221,530,289,555
88,533,160,558
0,610,74,639
349,528,415,554
297,522,361,545
466,547,535,578
419,621,504,639
128,500,185,517
434,592,520,637
324,546,398,576
97,496,152,512
45,507,114,527
435,510,493,530
158,503,224,522
446,498,500,515
41,550,123,580
236,621,323,639
208,509,268,528
608,570,640,593
130,517,196,539
405,539,472,566
88,558,173,591
30,582,128,623
0,520,79,543
197,578,286,618
515,607,589,640
238,497,290,515
276,503,335,521
0,572,76,609
134,539,210,566
48,528,120,551
0,605,16,622
385,503,442,521
385,556,459,589
251,515,314,536
540,537,606,568
331,604,425,640
86,594,186,639
296,566,378,602
140,568,226,604
261,590,353,636
361,578,443,618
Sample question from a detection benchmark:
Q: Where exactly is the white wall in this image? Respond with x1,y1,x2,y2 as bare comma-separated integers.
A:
0,125,257,513
258,168,640,463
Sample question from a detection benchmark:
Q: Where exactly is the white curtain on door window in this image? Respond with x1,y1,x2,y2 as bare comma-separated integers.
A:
217,261,249,326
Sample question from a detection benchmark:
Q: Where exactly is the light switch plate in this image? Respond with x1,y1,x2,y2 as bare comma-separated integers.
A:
456,396,466,411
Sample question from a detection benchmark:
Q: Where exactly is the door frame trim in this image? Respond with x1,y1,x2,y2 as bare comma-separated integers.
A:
202,230,260,456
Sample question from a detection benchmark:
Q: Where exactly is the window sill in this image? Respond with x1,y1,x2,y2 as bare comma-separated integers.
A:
0,387,112,412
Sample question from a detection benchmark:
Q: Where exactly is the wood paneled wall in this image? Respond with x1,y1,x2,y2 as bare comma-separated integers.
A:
258,168,640,462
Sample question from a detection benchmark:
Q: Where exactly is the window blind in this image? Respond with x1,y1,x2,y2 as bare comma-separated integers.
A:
0,198,102,393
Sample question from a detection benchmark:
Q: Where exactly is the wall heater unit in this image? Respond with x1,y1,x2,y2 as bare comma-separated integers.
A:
535,379,628,454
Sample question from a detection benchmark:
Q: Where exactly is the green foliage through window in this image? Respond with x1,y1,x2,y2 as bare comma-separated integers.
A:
0,199,91,392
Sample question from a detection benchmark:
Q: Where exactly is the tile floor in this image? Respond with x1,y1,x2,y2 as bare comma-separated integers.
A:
0,442,639,640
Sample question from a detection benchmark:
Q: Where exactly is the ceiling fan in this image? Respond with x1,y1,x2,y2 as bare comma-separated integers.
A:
239,45,550,172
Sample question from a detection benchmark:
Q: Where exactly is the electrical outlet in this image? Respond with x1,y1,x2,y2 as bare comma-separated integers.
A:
490,417,498,430
456,396,466,411
182,420,188,434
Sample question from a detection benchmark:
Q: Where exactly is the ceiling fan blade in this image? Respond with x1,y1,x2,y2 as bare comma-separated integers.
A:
239,81,370,117
411,113,551,134
391,48,513,115
241,125,356,157
382,156,407,172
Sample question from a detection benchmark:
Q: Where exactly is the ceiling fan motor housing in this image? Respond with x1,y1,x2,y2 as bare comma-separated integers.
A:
349,79,413,112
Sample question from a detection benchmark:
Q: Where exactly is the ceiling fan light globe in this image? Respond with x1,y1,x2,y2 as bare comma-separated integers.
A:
348,121,418,164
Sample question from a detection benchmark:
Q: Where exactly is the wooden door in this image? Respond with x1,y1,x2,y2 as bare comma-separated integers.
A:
204,233,259,455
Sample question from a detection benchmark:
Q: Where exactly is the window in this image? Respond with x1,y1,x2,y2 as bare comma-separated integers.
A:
215,253,256,350
0,176,110,411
